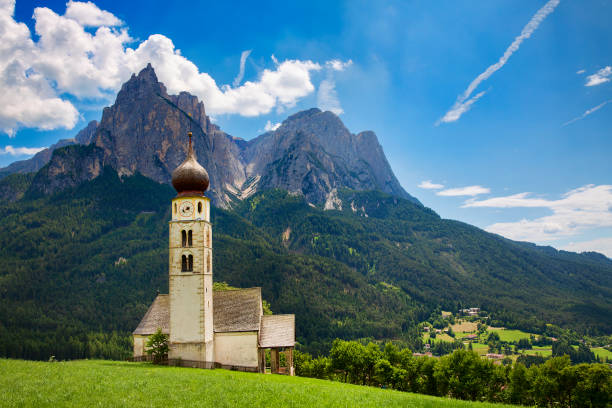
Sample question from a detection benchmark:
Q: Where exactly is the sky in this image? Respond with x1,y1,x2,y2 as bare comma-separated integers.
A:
1,0,612,257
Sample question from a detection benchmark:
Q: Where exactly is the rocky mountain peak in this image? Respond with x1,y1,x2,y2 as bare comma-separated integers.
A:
14,65,419,207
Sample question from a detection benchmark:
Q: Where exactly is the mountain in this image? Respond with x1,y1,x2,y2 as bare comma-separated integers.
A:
7,64,417,208
240,108,415,205
0,64,611,361
0,172,610,361
0,120,98,179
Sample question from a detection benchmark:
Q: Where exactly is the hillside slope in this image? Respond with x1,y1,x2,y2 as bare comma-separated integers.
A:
0,171,610,361
0,359,513,408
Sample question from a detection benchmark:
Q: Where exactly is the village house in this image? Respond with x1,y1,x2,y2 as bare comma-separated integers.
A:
133,132,295,374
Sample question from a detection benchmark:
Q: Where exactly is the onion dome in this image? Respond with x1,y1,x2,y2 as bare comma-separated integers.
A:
172,132,209,195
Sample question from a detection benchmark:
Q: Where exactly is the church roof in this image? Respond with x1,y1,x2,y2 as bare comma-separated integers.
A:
213,287,263,333
259,314,295,348
133,294,169,335
133,288,264,335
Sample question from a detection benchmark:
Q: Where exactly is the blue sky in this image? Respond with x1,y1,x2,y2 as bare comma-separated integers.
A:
1,0,612,256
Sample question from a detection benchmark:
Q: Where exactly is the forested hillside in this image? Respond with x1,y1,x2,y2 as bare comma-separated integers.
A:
0,169,611,360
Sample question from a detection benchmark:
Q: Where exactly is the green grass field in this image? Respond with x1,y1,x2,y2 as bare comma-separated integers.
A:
0,359,515,408
487,329,531,342
522,346,552,357
592,347,612,360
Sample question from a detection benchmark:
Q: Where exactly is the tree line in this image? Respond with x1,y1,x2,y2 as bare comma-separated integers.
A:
295,339,611,407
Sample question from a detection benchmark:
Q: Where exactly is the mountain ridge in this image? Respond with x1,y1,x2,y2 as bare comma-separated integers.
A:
3,64,418,208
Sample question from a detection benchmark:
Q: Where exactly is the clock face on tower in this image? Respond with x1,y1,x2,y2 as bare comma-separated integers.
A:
179,201,194,217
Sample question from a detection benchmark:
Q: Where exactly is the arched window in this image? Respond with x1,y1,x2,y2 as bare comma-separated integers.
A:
181,230,187,247
181,255,187,272
198,202,202,214
188,255,193,271
188,230,192,246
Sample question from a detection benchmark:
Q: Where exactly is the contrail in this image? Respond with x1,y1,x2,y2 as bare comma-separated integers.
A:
437,0,560,125
233,50,252,87
563,100,612,126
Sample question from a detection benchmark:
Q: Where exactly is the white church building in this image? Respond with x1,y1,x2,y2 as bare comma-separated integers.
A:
133,132,295,374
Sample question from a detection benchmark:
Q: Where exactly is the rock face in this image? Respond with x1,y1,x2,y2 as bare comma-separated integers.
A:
242,108,417,205
22,64,419,207
28,144,106,196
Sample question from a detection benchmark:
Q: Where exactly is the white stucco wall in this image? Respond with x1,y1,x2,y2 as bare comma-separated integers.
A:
214,332,259,368
133,335,147,357
170,274,203,343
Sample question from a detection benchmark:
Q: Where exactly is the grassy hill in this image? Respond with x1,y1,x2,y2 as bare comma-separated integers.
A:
0,359,514,408
0,169,611,360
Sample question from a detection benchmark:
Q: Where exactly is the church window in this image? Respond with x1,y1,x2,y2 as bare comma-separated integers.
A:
181,230,187,247
181,255,187,272
188,255,193,271
198,202,202,214
188,230,193,246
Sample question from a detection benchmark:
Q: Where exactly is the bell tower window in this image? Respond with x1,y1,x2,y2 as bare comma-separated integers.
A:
188,230,193,246
198,202,202,214
181,230,187,247
181,254,194,272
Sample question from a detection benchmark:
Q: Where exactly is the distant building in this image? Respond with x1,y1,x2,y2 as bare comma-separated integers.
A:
485,353,504,360
463,334,478,341
133,133,295,374
460,307,480,316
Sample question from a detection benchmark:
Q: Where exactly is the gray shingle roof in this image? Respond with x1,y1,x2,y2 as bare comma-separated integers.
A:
133,295,169,335
133,288,265,335
259,314,295,348
213,287,263,332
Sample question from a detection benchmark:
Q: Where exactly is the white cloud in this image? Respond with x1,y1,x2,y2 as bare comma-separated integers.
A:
263,120,281,132
561,237,612,259
437,185,490,196
0,4,80,135
437,0,560,124
317,78,343,115
232,49,252,88
418,180,444,190
0,145,46,156
585,66,611,87
317,60,353,115
327,59,353,72
0,1,350,135
576,69,585,74
464,185,612,242
64,1,122,27
563,99,612,126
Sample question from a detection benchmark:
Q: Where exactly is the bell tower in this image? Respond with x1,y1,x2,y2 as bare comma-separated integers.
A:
168,132,214,363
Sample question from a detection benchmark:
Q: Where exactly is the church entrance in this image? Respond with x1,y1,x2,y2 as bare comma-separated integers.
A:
258,347,294,375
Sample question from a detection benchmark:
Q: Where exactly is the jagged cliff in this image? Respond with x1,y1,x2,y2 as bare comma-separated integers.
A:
13,64,418,207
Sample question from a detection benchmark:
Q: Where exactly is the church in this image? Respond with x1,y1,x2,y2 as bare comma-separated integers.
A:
132,132,295,375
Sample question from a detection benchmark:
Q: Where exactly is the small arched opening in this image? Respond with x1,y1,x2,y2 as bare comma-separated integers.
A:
181,230,187,247
181,255,187,272
188,255,193,271
188,230,193,246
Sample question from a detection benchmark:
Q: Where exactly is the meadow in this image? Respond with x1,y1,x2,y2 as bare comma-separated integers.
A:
0,359,515,408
